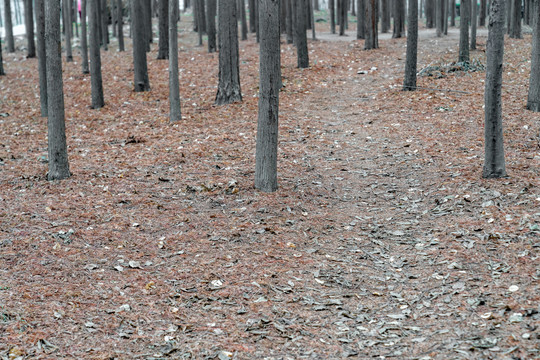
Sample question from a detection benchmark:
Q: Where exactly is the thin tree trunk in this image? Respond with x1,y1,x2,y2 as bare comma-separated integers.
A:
364,0,378,49
197,0,204,45
295,0,309,67
404,0,418,90
133,0,150,90
101,0,109,49
357,0,365,38
381,0,390,32
255,0,280,193
451,0,456,26
207,0,216,52
144,0,152,49
81,0,90,72
483,0,507,178
443,0,448,34
286,0,293,43
45,0,70,180
459,0,470,62
471,0,477,48
393,0,404,37
311,0,316,39
4,0,15,52
63,0,73,60
527,0,540,111
479,0,486,25
215,0,242,104
35,0,48,115
240,0,248,40
339,0,346,34
24,0,36,57
89,0,104,108
248,0,256,31
157,0,169,58
117,0,125,50
426,0,434,27
0,36,4,75
509,0,521,38
330,0,336,33
169,0,181,121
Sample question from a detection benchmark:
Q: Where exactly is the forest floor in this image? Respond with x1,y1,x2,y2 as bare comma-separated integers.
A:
1,15,539,360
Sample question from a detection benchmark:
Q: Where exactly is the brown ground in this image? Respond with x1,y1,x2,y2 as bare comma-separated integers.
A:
1,14,539,360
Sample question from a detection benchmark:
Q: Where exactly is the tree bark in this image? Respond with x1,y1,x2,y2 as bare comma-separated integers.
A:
248,0,256,31
35,0,48,115
101,0,109,49
403,0,418,90
63,0,73,60
330,0,336,33
196,0,204,45
310,0,316,39
157,0,169,58
471,0,477,48
3,0,15,52
45,0,70,180
357,0,365,38
24,0,36,57
527,0,540,111
207,0,217,52
459,0,470,62
286,0,293,42
426,0,435,27
483,0,507,178
80,0,90,72
479,0,486,25
89,0,104,108
117,0,125,51
240,0,248,40
451,0,456,26
144,0,152,49
132,0,150,91
255,0,281,192
381,0,390,32
509,0,522,38
295,0,309,67
393,0,405,38
339,0,346,35
169,0,181,121
0,36,4,75
215,0,242,104
364,0,378,49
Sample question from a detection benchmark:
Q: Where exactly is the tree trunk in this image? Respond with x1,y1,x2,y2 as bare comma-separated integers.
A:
35,0,48,115
393,0,405,37
479,0,486,25
255,0,259,42
483,0,507,178
330,0,336,33
81,0,90,72
133,0,150,91
249,0,256,31
459,0,470,62
443,0,448,34
286,0,293,42
255,0,281,193
364,0,378,49
381,0,390,32
24,0,36,57
357,0,365,38
509,0,522,38
451,0,456,26
196,0,204,45
89,0,104,108
471,0,477,48
117,0,125,51
404,0,418,90
314,0,319,10
101,0,109,49
169,0,181,121
426,0,435,27
339,0,346,34
0,36,4,75
310,0,316,39
215,0,242,104
527,0,540,111
4,0,15,52
63,0,73,60
207,0,217,52
45,0,70,180
144,0,152,49
295,0,309,67
157,0,169,58
240,0,248,40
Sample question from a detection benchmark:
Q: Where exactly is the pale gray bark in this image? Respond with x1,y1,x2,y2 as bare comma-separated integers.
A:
4,0,15,52
24,0,36,57
207,0,216,52
117,0,125,51
35,0,47,115
483,0,507,178
527,0,540,111
132,0,150,90
63,0,73,61
89,0,104,108
45,0,70,180
295,0,309,67
169,0,181,121
81,0,90,72
255,0,280,192
509,0,521,38
403,0,418,90
357,0,364,38
158,0,169,58
459,0,470,62
215,0,242,104
364,0,378,49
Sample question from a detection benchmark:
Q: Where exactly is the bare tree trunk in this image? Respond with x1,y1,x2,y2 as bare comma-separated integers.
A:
0,36,4,75
339,0,346,34
527,0,540,111
509,0,521,38
197,0,204,45
255,0,281,193
426,0,435,27
404,0,418,90
24,0,36,57
459,0,470,62
381,0,390,32
479,0,486,25
207,0,216,52
451,0,456,26
357,0,365,38
157,0,169,58
248,0,256,31
295,0,309,67
393,0,404,37
45,0,70,180
101,0,109,49
35,0,48,115
144,0,152,49
133,0,150,90
89,0,104,108
483,0,507,178
4,0,15,52
81,0,90,72
311,0,316,39
364,0,378,49
169,0,181,121
286,0,293,42
117,0,125,51
63,0,73,60
240,0,248,40
471,0,477,48
215,0,242,104
330,0,336,33
443,0,448,34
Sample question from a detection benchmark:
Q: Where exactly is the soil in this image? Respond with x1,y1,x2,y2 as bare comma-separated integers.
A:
1,15,539,360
